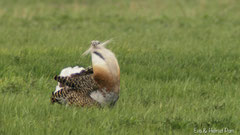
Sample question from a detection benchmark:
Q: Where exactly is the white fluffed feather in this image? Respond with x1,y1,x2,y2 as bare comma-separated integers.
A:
60,66,85,77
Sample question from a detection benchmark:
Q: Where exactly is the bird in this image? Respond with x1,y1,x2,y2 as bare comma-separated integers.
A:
50,40,120,107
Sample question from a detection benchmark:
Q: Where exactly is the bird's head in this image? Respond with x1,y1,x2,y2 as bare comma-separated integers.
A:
82,40,120,93
82,40,111,56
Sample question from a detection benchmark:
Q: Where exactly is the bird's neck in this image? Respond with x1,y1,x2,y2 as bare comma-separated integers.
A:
91,50,120,93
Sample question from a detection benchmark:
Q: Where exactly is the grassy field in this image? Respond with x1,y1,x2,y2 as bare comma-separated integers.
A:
1,0,240,134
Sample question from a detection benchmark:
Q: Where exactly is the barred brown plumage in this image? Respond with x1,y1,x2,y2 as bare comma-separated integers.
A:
51,67,101,107
50,40,120,107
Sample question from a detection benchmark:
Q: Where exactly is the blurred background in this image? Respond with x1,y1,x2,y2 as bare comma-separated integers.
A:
0,0,240,134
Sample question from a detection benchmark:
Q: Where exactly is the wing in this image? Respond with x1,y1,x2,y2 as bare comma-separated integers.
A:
51,87,100,107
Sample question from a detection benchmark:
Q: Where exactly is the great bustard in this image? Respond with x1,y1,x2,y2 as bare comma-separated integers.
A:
51,40,120,107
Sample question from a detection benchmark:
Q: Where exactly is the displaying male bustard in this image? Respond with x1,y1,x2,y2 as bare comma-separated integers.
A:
51,40,120,107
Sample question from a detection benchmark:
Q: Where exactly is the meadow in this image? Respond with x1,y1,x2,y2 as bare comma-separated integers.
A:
0,0,240,134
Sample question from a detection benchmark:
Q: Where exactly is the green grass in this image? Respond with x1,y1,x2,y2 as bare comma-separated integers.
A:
1,0,240,134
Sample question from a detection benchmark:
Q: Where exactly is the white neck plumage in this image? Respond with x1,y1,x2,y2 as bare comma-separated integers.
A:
83,40,120,93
